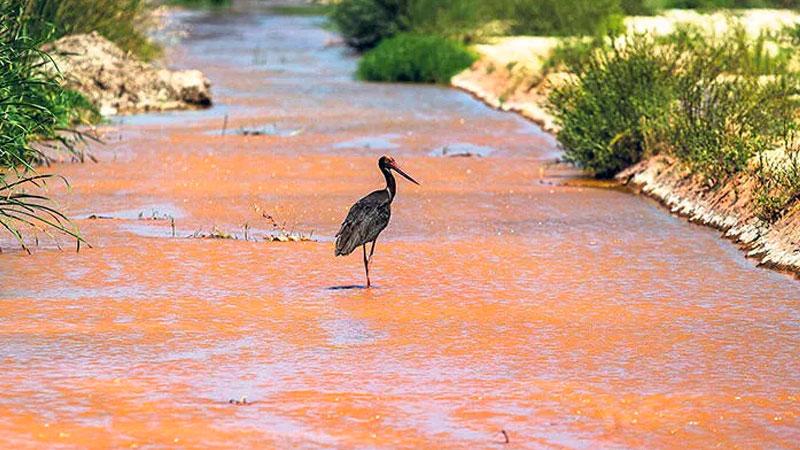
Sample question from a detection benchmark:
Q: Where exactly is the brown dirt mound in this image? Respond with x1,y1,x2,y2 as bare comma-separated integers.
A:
44,32,212,115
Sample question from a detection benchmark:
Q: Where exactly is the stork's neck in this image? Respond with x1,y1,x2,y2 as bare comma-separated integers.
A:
381,166,396,202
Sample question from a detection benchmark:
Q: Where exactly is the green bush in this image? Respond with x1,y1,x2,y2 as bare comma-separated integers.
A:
357,33,476,83
621,0,658,14
405,0,495,42
550,28,800,185
549,37,675,177
329,0,409,51
669,75,799,183
665,36,800,182
502,0,626,36
543,37,608,72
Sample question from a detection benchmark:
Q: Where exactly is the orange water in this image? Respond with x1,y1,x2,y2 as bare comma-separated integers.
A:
0,9,798,449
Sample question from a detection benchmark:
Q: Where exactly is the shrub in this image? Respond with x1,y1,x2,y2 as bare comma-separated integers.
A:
666,60,800,183
404,0,496,42
669,76,798,183
550,27,800,180
502,0,626,37
330,0,498,51
549,37,676,177
621,0,658,14
329,0,409,51
543,37,608,72
357,33,477,83
165,0,229,7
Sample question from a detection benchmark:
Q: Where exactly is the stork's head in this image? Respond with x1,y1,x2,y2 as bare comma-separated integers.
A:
379,155,419,185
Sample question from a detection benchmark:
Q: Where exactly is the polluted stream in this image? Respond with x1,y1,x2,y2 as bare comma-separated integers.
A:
0,7,798,449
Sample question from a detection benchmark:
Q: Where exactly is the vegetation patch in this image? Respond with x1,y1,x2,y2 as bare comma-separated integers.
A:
0,0,107,249
549,37,676,177
502,0,625,37
23,0,160,60
329,0,409,51
357,33,477,83
548,25,800,222
330,0,629,52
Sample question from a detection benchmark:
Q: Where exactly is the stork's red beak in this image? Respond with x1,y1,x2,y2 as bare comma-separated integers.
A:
392,164,420,185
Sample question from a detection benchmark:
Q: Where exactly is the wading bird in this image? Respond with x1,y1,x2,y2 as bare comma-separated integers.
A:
335,155,419,288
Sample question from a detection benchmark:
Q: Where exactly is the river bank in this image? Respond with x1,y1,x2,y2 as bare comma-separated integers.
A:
452,9,800,277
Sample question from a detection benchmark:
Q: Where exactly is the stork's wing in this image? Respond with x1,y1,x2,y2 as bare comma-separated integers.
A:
335,191,390,256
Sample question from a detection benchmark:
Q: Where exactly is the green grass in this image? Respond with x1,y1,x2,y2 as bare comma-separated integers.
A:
357,33,477,83
501,0,626,37
23,0,160,60
0,0,95,249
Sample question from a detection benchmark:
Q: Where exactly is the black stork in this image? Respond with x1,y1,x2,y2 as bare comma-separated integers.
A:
335,155,419,288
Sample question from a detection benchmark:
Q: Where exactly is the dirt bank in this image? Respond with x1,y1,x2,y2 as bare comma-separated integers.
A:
451,37,563,133
617,155,800,276
44,32,212,115
452,11,800,277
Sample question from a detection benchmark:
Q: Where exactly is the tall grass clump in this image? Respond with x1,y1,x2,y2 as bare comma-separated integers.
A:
1,0,93,249
23,0,159,60
357,33,477,83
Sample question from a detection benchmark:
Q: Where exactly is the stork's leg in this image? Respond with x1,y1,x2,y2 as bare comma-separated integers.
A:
368,239,376,263
363,243,371,288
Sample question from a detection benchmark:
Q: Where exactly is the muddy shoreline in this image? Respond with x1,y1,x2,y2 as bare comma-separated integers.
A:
452,41,800,278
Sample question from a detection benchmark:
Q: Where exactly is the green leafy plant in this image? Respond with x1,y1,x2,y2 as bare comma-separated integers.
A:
356,33,477,83
0,0,94,249
549,36,676,177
